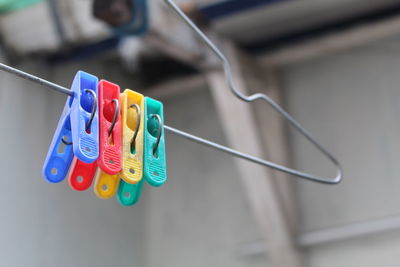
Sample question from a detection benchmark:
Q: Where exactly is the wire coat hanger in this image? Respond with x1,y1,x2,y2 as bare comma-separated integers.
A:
162,0,342,184
0,0,343,184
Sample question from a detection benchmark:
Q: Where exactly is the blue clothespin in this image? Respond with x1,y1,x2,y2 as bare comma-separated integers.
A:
42,97,74,183
43,71,99,183
70,71,99,163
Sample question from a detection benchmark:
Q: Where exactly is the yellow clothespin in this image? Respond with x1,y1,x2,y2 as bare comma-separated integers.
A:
120,89,145,184
94,171,120,199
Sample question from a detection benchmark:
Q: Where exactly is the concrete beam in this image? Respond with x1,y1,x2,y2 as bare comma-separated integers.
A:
207,41,302,267
259,14,400,66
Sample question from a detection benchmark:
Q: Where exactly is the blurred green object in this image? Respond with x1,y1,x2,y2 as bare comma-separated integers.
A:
0,0,43,13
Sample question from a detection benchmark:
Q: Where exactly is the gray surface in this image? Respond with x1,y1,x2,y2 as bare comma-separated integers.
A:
284,37,400,266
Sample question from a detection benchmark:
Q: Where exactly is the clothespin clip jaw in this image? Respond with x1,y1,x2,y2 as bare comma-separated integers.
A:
97,80,122,174
42,98,74,183
94,172,119,199
117,179,143,206
120,89,145,184
68,158,98,191
144,97,167,187
70,71,99,163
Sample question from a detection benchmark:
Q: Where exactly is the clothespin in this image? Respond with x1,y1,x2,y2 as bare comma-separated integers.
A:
115,89,145,205
70,71,99,163
97,80,122,173
68,158,98,191
43,71,99,183
94,171,120,199
120,89,145,184
42,97,74,183
62,72,100,191
143,97,167,187
93,80,123,197
117,179,143,206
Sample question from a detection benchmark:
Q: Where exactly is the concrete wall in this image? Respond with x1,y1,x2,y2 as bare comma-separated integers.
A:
284,37,400,266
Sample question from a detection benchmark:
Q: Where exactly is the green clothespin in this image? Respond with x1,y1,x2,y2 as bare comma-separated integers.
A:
117,179,143,206
143,97,167,187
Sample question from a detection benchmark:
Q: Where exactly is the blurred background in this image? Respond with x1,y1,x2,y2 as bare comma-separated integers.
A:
1,0,400,266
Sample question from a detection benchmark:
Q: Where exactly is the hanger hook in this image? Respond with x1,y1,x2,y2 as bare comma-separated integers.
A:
150,114,162,157
163,0,343,184
108,99,120,136
129,104,141,152
84,89,97,132
61,136,72,146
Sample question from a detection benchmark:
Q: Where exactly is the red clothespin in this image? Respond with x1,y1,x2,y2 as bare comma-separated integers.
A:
97,80,122,174
68,158,98,191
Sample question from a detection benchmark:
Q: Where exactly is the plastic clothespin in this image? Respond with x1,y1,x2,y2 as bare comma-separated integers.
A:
97,80,122,174
70,71,99,163
92,80,123,198
143,97,167,187
117,179,143,206
120,89,145,184
94,171,120,199
67,72,104,191
68,157,98,191
116,89,145,205
42,97,74,183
